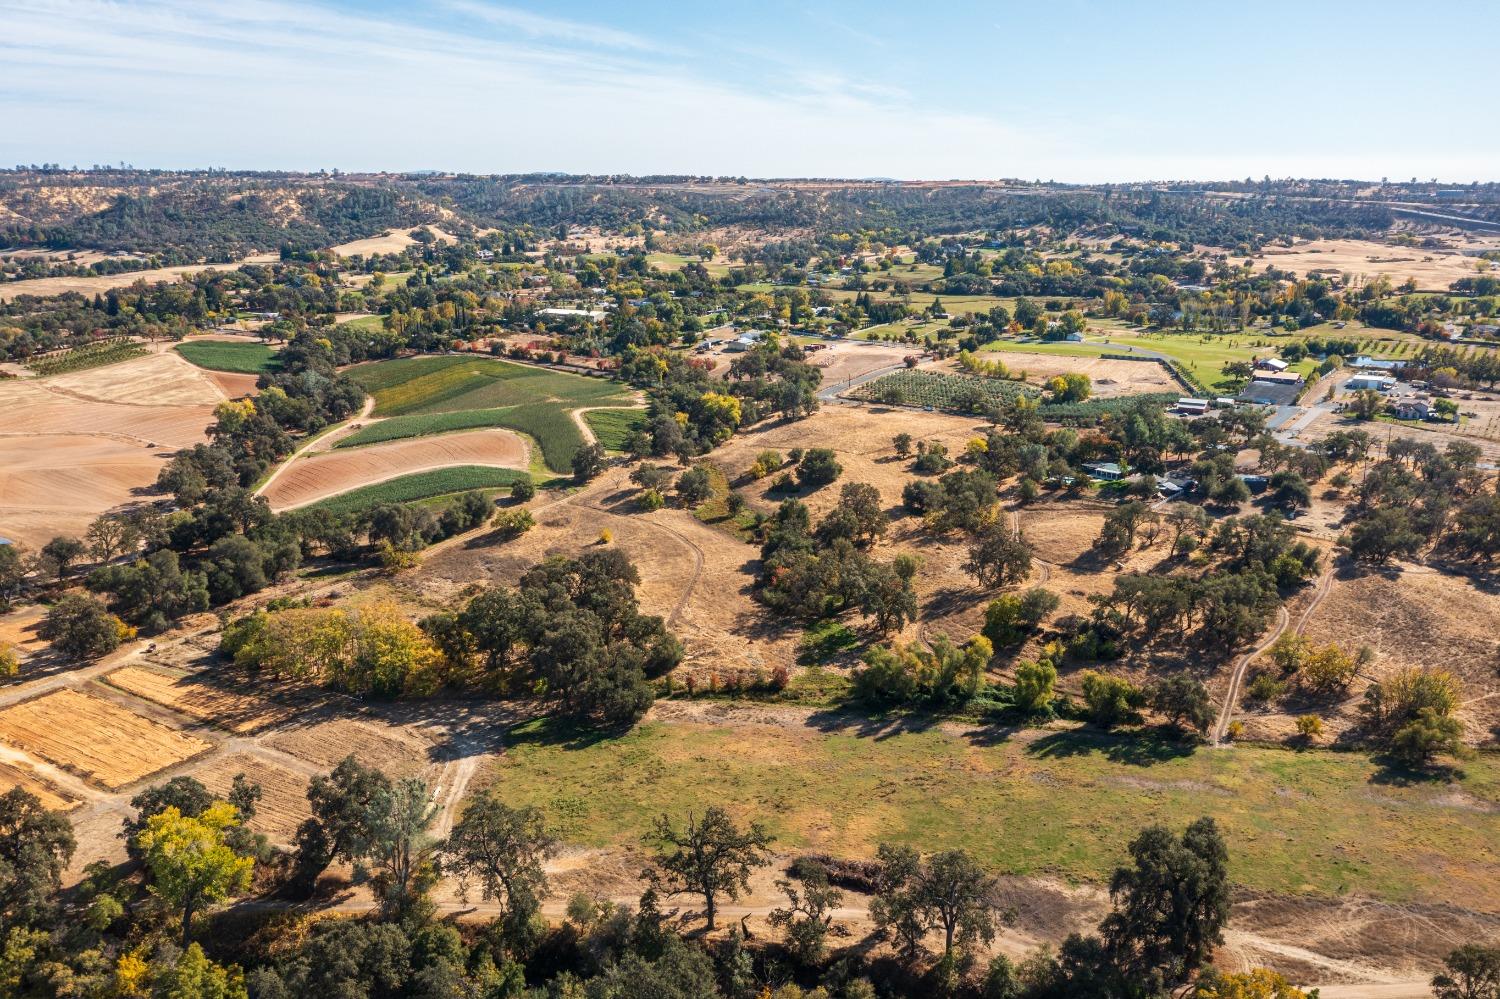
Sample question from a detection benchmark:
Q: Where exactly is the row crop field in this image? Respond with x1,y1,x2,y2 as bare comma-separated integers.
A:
1041,392,1179,425
344,355,640,472
850,369,1037,410
851,369,1176,423
25,338,146,376
174,339,279,374
348,355,632,417
306,465,530,515
338,402,585,472
582,407,648,451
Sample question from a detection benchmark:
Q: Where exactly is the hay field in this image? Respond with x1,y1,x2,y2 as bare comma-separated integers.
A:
0,758,76,811
195,754,310,843
265,718,435,779
0,352,230,546
1252,238,1487,290
261,429,529,511
0,437,176,548
0,689,212,789
104,665,296,734
0,605,49,658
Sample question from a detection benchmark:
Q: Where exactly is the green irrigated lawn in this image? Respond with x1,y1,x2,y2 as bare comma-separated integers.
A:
582,408,648,451
174,340,278,374
494,715,1500,908
337,315,387,334
306,465,529,515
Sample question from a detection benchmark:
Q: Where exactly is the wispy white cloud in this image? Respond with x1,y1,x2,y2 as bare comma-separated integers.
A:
435,0,661,52
1,0,1491,181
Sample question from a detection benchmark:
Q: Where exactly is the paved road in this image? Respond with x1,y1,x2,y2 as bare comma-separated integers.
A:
818,362,908,403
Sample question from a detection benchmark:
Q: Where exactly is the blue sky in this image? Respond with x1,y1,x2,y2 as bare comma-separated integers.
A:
2,0,1496,181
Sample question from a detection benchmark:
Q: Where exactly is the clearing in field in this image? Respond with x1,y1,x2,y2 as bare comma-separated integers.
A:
261,430,530,511
328,226,454,257
931,352,1181,397
344,355,640,472
0,689,212,790
103,664,297,734
174,339,279,375
494,706,1500,911
805,340,908,388
1250,238,1488,291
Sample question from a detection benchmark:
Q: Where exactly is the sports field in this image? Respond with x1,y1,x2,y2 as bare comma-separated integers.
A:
345,356,639,472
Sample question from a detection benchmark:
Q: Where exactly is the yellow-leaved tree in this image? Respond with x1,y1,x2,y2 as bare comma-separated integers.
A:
132,802,253,947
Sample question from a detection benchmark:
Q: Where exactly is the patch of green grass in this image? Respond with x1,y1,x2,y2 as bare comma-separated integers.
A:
781,666,853,705
337,315,387,334
494,717,1500,908
174,340,278,374
306,465,529,515
583,408,648,451
645,252,733,279
798,619,862,666
689,465,758,541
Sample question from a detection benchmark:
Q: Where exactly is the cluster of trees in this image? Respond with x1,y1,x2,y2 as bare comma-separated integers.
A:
618,338,820,462
1083,513,1320,656
1342,438,1500,565
757,488,918,633
57,486,497,651
221,601,444,697
417,549,681,727
221,549,678,727
1360,667,1467,766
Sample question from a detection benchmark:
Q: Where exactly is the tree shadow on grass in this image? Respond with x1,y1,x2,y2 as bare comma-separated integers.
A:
1366,752,1467,787
804,705,944,742
501,713,629,752
1025,728,1199,767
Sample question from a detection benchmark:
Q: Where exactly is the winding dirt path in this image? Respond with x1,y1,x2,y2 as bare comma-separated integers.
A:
1213,606,1290,745
254,395,375,499
1212,564,1335,745
568,404,643,447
